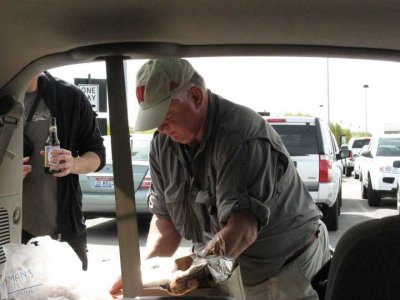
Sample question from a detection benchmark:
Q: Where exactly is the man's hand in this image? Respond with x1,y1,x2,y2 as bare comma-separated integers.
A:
41,149,101,177
41,148,74,177
22,156,32,178
109,276,123,298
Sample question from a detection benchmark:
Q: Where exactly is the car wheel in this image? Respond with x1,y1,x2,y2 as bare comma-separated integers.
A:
354,170,359,180
322,199,339,231
345,167,352,177
367,176,381,206
338,187,342,215
360,175,367,199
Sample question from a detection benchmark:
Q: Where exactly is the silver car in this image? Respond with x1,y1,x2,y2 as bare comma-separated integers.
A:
79,134,153,218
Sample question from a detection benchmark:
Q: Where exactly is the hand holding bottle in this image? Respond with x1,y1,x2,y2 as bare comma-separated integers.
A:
42,148,75,177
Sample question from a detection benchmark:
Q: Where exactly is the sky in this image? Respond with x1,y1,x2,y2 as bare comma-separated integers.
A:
49,56,400,136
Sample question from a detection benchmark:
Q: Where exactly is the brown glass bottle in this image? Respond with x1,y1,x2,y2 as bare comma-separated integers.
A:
44,117,61,174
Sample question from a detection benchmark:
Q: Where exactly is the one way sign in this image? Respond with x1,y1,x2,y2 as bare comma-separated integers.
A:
78,84,99,111
74,78,107,113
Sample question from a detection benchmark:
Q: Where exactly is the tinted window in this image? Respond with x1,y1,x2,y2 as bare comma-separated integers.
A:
352,139,370,148
271,124,318,156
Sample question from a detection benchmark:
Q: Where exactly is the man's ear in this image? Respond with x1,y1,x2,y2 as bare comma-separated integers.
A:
190,87,203,108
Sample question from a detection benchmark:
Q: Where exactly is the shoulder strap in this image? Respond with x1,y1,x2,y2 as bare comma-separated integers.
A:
0,96,23,166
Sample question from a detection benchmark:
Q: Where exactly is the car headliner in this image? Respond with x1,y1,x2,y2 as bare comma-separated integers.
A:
1,0,400,93
2,1,400,297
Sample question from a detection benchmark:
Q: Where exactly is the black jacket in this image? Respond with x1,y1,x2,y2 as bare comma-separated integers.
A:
39,72,106,239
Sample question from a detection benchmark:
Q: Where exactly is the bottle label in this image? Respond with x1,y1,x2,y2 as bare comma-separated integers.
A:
44,146,60,167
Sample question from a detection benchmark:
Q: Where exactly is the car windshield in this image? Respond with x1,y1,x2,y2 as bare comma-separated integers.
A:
131,139,151,161
352,139,370,148
103,136,151,161
377,138,400,156
271,124,318,156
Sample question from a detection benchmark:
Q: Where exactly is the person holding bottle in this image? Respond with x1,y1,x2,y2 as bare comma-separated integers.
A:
22,71,106,270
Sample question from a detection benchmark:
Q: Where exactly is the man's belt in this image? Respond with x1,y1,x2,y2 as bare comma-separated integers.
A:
284,230,319,266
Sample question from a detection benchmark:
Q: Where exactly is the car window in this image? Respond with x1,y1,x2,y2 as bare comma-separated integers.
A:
131,139,151,161
352,139,371,148
103,136,151,161
320,122,334,156
359,145,369,154
271,124,318,156
330,132,339,154
377,138,400,156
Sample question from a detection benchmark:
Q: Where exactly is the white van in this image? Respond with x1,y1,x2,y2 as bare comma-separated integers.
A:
266,116,344,231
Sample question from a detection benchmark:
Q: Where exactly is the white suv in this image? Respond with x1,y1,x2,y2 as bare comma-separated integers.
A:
343,137,371,177
360,134,400,206
266,116,345,231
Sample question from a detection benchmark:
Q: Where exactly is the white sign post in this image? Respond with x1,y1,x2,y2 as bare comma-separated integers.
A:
78,84,99,112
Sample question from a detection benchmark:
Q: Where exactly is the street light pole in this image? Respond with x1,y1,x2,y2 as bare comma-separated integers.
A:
363,84,369,133
326,58,331,124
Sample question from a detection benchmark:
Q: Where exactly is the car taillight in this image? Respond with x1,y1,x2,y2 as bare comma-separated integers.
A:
140,170,152,189
319,155,333,182
349,150,353,161
267,118,286,123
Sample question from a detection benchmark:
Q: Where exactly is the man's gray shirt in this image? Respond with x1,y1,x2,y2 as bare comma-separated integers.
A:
148,92,322,286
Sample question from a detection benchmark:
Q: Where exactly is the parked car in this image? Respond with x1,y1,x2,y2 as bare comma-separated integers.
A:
354,144,369,180
266,116,347,231
360,134,400,206
393,161,400,213
343,137,371,177
79,134,153,218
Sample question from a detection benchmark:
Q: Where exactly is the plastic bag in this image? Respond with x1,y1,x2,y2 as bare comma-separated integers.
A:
140,233,236,296
0,236,113,300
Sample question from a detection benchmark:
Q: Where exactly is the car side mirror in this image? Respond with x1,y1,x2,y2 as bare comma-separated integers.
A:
393,161,400,168
361,150,373,158
340,149,350,159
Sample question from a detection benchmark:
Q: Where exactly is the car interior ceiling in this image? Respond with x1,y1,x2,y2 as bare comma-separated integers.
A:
2,1,400,298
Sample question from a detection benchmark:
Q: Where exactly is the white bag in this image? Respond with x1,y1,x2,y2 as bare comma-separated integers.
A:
1,236,112,300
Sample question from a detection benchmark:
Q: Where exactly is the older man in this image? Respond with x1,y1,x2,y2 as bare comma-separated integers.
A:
111,58,330,299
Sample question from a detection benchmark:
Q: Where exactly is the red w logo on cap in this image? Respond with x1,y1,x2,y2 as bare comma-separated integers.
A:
136,85,145,104
170,81,179,91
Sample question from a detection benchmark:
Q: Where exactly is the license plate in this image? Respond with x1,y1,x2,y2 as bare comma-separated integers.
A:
95,177,114,188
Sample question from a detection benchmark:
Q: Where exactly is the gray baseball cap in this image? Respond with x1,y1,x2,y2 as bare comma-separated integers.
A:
134,58,195,131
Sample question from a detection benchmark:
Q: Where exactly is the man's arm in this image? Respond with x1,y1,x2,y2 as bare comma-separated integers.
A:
70,151,101,174
144,213,182,259
109,213,181,296
205,210,258,259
